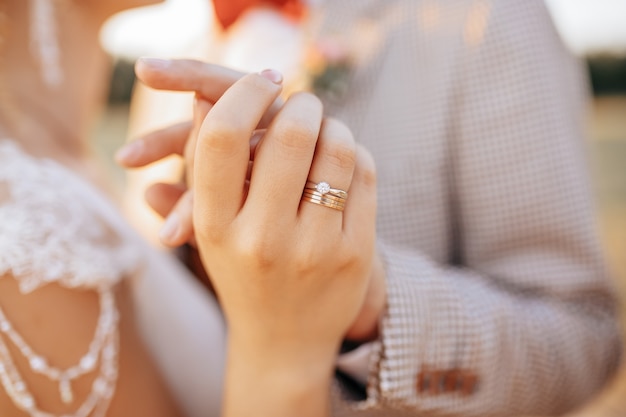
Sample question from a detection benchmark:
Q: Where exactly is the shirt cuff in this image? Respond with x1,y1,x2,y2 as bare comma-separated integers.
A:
336,342,376,385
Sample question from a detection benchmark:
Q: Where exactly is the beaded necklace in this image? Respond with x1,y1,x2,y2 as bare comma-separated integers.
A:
0,290,120,417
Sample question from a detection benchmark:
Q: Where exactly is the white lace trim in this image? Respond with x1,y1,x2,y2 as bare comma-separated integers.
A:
0,140,140,293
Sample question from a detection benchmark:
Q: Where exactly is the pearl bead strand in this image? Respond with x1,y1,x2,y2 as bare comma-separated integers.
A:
0,288,119,417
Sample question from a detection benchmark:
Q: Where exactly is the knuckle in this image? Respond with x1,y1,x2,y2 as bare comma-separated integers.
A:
274,119,318,155
237,232,280,270
200,119,245,156
324,140,357,171
337,249,366,277
339,247,360,268
271,93,323,156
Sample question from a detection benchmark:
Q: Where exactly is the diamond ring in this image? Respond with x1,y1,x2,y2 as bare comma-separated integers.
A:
304,181,348,199
301,181,348,211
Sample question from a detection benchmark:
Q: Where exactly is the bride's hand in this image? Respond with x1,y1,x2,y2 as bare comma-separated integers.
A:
192,69,377,356
199,71,376,415
117,59,386,342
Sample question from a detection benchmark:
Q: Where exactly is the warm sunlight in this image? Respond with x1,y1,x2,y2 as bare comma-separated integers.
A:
101,0,626,58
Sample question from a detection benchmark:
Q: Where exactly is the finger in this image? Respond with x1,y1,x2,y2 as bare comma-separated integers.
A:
115,121,192,167
244,92,322,221
136,58,243,99
193,71,283,232
136,58,283,128
145,182,187,218
299,118,356,229
159,189,195,247
342,146,377,243
185,97,213,187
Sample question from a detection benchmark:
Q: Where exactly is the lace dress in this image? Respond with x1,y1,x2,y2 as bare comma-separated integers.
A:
0,140,226,417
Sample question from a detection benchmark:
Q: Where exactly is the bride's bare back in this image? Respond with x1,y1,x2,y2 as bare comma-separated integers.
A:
0,279,182,417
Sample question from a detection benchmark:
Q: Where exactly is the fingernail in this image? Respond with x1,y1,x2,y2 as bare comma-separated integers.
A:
138,57,171,70
259,69,283,84
159,213,180,244
115,140,143,163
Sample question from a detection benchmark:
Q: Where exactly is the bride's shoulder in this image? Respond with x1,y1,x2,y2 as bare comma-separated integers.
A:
0,139,141,293
0,139,78,205
0,139,76,224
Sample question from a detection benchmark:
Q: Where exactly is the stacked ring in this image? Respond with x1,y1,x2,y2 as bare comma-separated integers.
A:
301,181,348,211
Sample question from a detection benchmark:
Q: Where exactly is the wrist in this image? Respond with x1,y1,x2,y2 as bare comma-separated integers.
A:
228,329,339,375
224,335,335,417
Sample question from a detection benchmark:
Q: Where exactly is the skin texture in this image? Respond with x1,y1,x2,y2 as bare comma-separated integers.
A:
119,61,383,416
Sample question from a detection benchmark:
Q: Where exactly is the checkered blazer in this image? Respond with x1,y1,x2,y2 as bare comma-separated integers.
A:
311,1,623,415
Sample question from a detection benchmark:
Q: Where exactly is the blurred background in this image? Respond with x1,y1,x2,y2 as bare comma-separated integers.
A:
92,2,626,412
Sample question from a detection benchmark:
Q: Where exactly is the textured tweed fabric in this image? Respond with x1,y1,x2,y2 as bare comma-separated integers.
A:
307,1,624,415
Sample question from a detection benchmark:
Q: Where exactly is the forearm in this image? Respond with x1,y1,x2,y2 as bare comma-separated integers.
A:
223,333,336,417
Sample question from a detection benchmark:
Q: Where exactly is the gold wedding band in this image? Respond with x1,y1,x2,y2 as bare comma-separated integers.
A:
301,181,348,211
